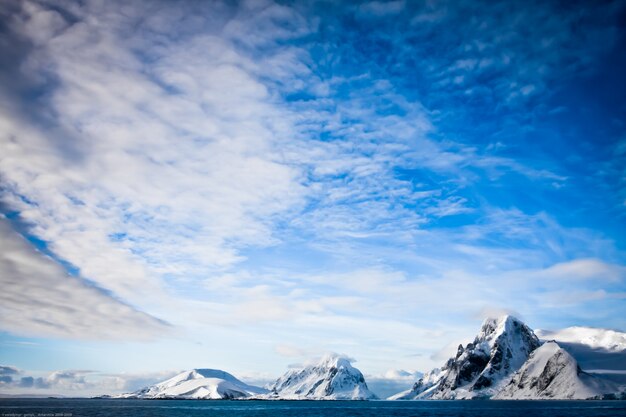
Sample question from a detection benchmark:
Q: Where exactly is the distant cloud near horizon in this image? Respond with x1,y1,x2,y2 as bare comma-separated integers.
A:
0,364,179,396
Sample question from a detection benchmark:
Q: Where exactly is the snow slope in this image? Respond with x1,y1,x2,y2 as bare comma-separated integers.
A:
536,326,626,386
494,342,618,399
119,369,268,399
267,355,377,400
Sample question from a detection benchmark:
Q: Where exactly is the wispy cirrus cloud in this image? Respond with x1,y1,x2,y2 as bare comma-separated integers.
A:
1,0,310,306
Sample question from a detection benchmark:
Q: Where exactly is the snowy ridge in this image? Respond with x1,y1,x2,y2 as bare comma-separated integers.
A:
118,369,268,399
536,327,626,352
494,342,618,399
266,354,377,400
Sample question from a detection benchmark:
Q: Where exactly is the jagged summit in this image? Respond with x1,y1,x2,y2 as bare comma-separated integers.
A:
477,315,534,344
479,315,521,334
267,354,377,400
315,354,354,369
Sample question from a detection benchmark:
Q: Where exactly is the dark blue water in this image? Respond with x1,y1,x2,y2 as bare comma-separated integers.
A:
1,399,625,417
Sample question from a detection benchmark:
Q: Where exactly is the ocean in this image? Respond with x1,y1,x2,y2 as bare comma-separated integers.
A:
1,399,626,417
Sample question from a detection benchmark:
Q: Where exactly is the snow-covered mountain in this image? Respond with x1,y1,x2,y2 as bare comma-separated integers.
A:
391,315,540,399
390,315,623,400
494,342,618,399
118,369,268,399
536,327,626,352
267,355,377,400
109,318,623,401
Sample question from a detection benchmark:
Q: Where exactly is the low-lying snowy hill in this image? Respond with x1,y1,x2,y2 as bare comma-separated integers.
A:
266,354,377,400
117,369,268,399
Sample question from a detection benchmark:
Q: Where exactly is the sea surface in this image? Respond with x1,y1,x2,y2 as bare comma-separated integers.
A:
1,399,625,417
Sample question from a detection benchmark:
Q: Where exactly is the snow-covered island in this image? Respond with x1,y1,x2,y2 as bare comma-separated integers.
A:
266,354,377,400
115,369,267,399
114,315,625,401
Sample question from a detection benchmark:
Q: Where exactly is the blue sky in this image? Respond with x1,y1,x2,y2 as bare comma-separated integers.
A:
0,0,625,397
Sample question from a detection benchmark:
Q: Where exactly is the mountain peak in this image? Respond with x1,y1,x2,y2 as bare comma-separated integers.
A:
393,315,541,399
316,354,353,369
192,369,239,382
482,314,517,325
479,315,525,338
268,355,376,400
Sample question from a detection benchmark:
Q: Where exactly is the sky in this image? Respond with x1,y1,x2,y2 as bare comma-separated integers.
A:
0,0,625,399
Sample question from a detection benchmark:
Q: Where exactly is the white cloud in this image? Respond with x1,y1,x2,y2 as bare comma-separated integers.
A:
541,258,626,283
0,366,19,376
0,0,502,343
0,216,169,340
274,344,310,358
366,368,423,399
0,0,581,320
0,0,310,311
473,307,524,322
